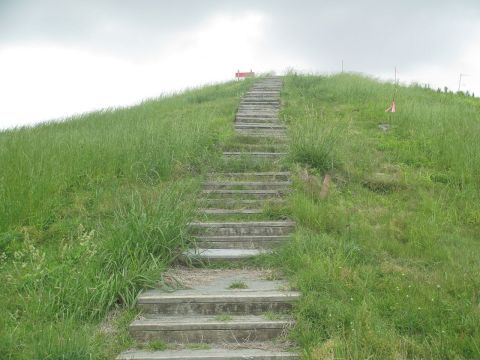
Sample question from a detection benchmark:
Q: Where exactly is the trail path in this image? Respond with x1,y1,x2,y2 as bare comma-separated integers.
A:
118,77,298,360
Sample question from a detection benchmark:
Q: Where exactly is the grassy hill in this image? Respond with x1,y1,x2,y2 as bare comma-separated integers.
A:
1,74,479,359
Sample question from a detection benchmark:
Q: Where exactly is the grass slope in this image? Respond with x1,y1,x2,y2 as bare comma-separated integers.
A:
280,74,480,359
1,73,479,359
0,79,253,359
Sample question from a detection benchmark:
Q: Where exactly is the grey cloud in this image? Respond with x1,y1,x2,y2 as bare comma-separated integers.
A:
1,0,479,71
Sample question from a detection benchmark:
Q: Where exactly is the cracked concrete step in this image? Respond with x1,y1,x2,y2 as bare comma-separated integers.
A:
203,181,291,190
201,190,287,200
194,235,290,249
137,288,299,315
207,172,290,181
189,221,295,236
117,348,298,360
129,315,292,343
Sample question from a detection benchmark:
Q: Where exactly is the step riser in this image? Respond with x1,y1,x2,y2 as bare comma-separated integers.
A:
241,102,280,105
237,114,278,119
235,119,280,124
130,327,289,343
195,239,285,249
203,195,285,201
235,127,285,131
138,301,294,316
201,200,286,208
191,227,294,236
235,129,286,133
222,154,286,158
117,351,298,360
203,184,290,190
223,146,287,152
207,172,290,180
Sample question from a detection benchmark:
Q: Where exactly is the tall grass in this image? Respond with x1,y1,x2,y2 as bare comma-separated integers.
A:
280,73,480,359
0,79,253,359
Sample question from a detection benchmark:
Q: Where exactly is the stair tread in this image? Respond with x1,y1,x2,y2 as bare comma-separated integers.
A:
184,248,269,259
138,290,300,303
189,221,295,227
131,315,293,329
203,181,291,186
117,348,298,360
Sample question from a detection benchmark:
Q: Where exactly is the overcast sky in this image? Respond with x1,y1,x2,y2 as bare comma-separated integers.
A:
1,1,479,129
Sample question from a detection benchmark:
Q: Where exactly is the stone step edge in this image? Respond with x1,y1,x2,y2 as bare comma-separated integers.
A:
117,348,298,360
189,221,295,227
138,291,300,304
130,316,293,331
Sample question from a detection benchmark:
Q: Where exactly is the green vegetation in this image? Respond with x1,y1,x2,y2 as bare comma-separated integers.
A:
228,280,248,289
0,79,253,359
214,314,233,322
279,74,480,359
147,340,167,351
2,72,479,359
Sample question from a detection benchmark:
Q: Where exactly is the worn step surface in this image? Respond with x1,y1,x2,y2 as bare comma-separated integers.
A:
222,152,287,159
200,199,286,209
207,172,290,181
201,190,287,200
203,181,291,190
117,349,297,360
130,315,293,343
137,273,298,315
183,248,268,262
189,221,295,236
194,235,290,249
235,124,285,130
117,349,298,360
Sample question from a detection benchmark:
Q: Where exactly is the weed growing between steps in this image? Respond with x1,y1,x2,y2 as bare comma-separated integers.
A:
279,74,480,358
0,79,253,359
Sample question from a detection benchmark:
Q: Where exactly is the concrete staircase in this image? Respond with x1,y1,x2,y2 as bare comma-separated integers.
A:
118,77,297,360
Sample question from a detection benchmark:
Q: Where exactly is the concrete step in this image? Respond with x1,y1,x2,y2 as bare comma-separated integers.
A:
201,189,286,199
203,181,291,190
222,144,287,152
235,118,280,124
201,199,286,209
117,349,298,360
199,208,263,215
207,172,290,181
242,99,279,103
222,152,287,159
195,235,290,249
129,315,292,343
234,131,287,139
182,248,269,263
237,109,279,113
189,221,295,236
236,113,278,119
240,100,280,105
137,288,299,315
235,124,285,130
